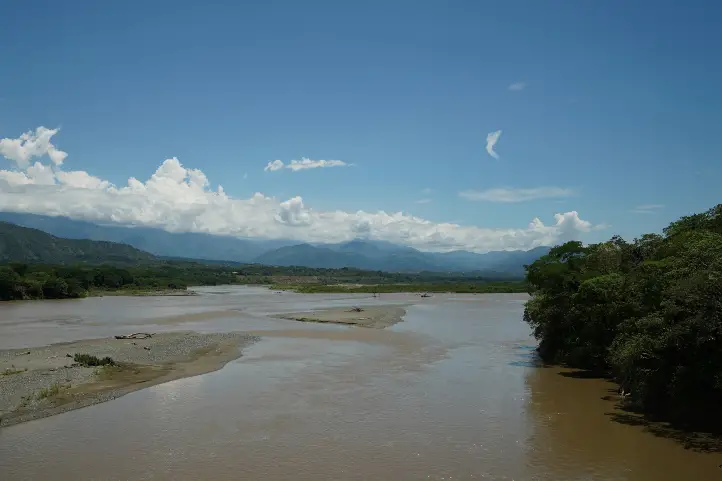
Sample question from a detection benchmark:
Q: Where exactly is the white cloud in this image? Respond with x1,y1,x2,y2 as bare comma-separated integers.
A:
460,187,575,203
414,199,432,204
0,126,602,253
264,160,284,172
631,204,664,214
287,158,348,171
0,126,68,168
486,130,502,159
264,157,349,172
508,82,527,91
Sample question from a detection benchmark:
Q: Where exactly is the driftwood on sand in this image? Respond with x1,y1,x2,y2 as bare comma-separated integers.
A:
114,333,154,340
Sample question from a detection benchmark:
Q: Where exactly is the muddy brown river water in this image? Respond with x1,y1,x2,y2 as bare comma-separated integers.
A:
0,287,719,480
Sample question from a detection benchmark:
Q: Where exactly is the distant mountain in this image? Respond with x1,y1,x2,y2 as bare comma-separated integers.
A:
255,239,550,275
255,244,368,269
0,212,294,263
0,212,551,274
256,241,446,272
0,222,155,264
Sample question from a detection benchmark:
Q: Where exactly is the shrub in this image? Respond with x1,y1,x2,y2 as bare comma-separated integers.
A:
73,353,116,367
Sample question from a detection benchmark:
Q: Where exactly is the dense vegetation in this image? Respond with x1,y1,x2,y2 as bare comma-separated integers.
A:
524,204,722,425
0,261,527,301
0,262,241,300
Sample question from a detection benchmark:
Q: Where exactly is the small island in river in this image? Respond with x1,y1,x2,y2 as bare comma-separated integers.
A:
277,305,408,329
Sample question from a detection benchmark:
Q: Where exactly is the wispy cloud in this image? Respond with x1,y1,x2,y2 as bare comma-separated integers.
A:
508,81,527,91
459,187,575,203
414,198,432,204
264,157,349,172
486,130,502,159
264,160,284,172
421,187,434,195
631,204,664,214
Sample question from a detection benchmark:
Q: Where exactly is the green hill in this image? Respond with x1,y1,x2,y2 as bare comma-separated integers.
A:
0,221,155,264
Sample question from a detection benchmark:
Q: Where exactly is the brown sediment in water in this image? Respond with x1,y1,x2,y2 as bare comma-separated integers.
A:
0,331,257,427
275,305,408,329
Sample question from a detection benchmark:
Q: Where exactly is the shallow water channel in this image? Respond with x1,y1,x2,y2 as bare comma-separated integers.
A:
0,287,719,480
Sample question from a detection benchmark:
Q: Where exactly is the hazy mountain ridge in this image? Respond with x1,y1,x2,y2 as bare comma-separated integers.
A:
0,212,294,263
259,239,550,274
0,222,155,264
0,212,550,274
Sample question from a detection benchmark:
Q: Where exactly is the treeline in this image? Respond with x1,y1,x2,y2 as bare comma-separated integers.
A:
275,281,527,294
524,204,722,424
0,260,524,301
233,264,519,284
0,263,241,300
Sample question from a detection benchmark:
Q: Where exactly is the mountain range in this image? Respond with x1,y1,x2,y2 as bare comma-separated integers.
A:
0,212,550,275
0,221,155,264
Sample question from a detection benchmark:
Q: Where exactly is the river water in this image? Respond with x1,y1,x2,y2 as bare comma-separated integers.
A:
0,287,719,480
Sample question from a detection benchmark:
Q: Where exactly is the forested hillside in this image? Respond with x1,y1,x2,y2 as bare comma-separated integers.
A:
0,222,155,264
524,204,722,425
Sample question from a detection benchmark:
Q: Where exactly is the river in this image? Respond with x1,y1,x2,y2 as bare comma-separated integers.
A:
0,287,719,480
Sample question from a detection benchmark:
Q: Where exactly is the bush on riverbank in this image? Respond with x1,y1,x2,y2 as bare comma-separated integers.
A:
524,204,722,425
73,354,116,367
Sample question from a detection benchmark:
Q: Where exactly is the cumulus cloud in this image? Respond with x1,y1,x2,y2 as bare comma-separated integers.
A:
631,204,664,214
508,82,527,91
486,130,502,159
459,187,575,203
0,126,602,253
264,157,349,172
0,126,68,168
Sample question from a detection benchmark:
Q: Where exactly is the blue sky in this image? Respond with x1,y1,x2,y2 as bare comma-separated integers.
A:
0,0,720,252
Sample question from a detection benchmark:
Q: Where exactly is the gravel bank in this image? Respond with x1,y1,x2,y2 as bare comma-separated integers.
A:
0,331,257,427
277,305,408,329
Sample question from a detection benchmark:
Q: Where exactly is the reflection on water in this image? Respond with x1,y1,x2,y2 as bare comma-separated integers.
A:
0,290,719,480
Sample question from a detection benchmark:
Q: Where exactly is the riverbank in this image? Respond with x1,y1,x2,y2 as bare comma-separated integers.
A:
276,305,408,329
0,331,257,427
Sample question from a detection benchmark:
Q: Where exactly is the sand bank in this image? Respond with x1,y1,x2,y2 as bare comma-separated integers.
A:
0,331,257,427
277,305,407,329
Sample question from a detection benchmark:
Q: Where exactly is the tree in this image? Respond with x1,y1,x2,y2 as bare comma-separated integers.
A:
0,266,21,300
524,204,722,424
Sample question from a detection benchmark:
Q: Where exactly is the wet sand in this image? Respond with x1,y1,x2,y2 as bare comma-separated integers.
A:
0,331,257,427
276,305,408,329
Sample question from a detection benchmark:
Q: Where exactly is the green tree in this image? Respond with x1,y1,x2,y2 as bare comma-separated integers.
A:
524,204,722,424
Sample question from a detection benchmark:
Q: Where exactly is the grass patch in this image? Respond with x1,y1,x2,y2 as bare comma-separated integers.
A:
96,362,141,379
36,382,63,400
74,353,116,367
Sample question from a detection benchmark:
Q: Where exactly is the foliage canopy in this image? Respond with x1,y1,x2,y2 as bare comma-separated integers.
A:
524,204,722,423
